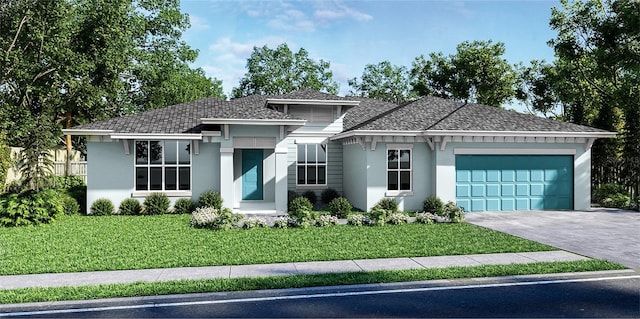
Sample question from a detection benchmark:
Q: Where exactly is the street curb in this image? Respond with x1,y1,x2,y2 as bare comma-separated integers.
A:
1,269,636,312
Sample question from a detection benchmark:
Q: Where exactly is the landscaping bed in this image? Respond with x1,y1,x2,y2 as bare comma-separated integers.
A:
0,214,555,276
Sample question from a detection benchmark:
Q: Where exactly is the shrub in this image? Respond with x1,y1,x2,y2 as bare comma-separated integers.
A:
212,208,243,230
594,183,629,207
273,216,294,229
0,190,65,226
190,206,217,228
368,206,392,226
118,198,142,215
387,212,410,225
443,201,465,222
198,190,223,210
316,214,339,227
52,175,86,190
301,190,317,205
173,198,196,214
288,196,313,223
61,194,80,215
143,193,170,215
90,198,115,216
373,198,398,213
347,214,371,226
321,188,340,204
328,197,352,218
243,217,268,229
415,212,437,224
423,196,444,214
602,193,631,208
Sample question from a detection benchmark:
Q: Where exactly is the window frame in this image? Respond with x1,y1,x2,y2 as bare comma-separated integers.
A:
133,140,192,196
296,143,328,188
386,144,413,196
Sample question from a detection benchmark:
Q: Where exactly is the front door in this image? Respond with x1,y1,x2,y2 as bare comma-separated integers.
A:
242,149,263,200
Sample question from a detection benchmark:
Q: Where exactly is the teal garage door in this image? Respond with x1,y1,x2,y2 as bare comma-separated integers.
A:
456,155,573,212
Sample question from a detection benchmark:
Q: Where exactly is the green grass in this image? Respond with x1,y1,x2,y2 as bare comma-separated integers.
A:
0,260,624,304
0,214,556,275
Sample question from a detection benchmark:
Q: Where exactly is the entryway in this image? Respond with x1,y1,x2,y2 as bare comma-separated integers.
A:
241,149,263,200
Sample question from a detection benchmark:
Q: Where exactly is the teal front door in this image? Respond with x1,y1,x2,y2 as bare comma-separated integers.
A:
242,149,263,200
456,155,573,212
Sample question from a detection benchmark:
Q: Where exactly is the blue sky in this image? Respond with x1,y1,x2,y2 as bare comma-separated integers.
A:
180,0,561,105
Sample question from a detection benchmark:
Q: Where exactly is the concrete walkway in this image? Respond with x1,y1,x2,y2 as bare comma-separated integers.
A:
0,251,587,290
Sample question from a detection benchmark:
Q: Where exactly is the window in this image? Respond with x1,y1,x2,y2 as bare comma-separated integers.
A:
297,143,327,185
387,148,411,191
135,140,191,192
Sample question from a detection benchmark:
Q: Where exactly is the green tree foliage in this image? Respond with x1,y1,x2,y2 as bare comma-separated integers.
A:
348,61,417,104
548,0,639,196
411,40,518,107
0,133,11,188
0,0,225,170
232,43,339,98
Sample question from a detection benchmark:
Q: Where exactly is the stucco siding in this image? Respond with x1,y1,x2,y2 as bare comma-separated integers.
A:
192,142,220,200
86,141,134,214
342,143,367,211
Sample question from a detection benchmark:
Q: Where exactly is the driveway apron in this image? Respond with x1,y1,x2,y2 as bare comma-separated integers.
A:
465,209,640,269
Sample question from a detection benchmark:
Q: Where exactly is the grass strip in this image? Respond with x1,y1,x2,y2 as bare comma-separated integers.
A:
0,215,554,275
0,259,624,305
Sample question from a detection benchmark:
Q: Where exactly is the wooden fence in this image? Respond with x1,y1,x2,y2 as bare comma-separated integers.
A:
6,147,87,184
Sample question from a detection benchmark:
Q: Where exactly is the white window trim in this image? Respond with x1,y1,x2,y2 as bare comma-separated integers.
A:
134,140,193,194
386,147,413,196
296,143,328,187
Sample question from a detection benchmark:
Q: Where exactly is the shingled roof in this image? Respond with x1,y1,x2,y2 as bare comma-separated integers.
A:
70,90,608,135
348,96,607,133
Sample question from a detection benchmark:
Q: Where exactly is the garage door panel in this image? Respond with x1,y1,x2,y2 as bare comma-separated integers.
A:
456,155,573,212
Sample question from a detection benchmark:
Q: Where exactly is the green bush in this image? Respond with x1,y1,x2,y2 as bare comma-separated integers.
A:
368,206,392,226
321,188,340,204
143,193,170,215
118,198,142,215
347,214,371,226
288,196,313,224
372,198,398,213
602,193,630,208
387,212,410,225
173,198,196,214
190,206,217,228
61,193,80,215
328,197,352,218
212,207,242,230
90,198,115,216
242,217,268,229
301,190,317,205
443,201,465,223
316,214,339,227
198,190,223,210
594,183,629,207
0,190,65,226
415,212,437,224
423,196,444,214
287,190,299,204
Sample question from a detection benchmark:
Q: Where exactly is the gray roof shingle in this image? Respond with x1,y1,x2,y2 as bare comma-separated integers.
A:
71,90,607,134
349,96,606,133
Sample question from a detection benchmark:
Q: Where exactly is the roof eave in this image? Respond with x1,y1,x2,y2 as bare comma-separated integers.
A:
265,98,360,107
62,129,113,136
201,118,307,126
331,129,617,141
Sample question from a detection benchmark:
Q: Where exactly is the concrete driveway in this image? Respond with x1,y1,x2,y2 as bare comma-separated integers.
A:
465,208,640,269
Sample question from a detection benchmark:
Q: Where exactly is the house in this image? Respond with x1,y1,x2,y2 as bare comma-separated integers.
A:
64,89,615,214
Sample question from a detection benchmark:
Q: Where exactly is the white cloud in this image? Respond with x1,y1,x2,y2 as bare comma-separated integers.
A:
188,15,210,30
314,2,373,22
267,8,316,32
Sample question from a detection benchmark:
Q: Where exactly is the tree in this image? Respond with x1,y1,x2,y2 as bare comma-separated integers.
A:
411,40,518,107
549,0,639,196
0,0,225,180
232,43,339,98
348,61,416,104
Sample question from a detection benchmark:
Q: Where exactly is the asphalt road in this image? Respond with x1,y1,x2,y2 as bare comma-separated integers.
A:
3,274,639,318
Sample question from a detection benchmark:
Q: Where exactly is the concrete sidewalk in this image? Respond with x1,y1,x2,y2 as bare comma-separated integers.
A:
0,251,588,290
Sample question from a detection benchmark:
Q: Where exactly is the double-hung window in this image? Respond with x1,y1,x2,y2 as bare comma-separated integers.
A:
297,143,327,185
387,148,411,192
135,140,191,192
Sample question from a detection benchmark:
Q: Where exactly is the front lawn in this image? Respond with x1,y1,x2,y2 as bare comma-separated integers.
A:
0,214,555,276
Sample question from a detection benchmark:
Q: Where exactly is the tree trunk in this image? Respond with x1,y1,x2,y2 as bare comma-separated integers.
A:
65,111,72,176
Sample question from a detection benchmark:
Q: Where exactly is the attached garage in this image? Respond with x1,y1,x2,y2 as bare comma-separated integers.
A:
456,155,574,212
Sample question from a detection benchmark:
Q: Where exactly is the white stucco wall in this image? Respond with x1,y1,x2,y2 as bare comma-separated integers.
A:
86,140,221,213
342,143,367,211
